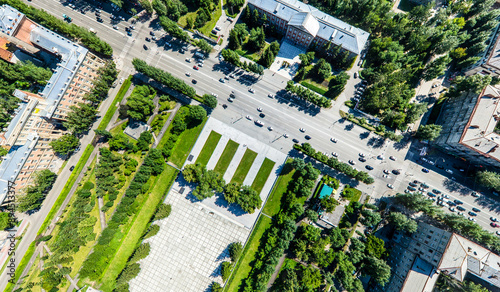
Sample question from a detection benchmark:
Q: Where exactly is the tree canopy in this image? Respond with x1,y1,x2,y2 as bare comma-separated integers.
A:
50,134,79,156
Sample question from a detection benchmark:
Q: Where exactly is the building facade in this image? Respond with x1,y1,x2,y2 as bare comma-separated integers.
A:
434,85,500,169
247,0,369,56
0,4,104,202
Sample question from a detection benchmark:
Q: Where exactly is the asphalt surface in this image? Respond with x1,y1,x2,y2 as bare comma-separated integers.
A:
5,0,500,289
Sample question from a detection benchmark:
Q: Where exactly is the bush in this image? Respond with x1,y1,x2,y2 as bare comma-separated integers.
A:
153,204,172,221
143,224,160,239
286,81,331,108
221,261,233,281
229,242,243,262
116,263,141,286
129,242,151,263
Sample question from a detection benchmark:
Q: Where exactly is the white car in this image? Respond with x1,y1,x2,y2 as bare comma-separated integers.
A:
330,138,338,143
491,217,498,222
268,126,273,131
246,115,252,120
257,107,263,112
119,77,124,84
211,93,218,97
359,153,365,157
299,128,305,132
389,156,396,161
185,58,191,62
249,88,255,93
268,94,274,98
283,133,289,138
469,217,476,222
377,155,384,160
449,207,455,212
383,169,390,174
387,184,394,189
445,169,453,174
215,26,221,31
185,72,191,77
332,152,338,157
428,160,435,165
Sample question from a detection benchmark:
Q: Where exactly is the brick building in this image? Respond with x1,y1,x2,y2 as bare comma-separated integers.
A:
247,0,370,56
0,4,105,202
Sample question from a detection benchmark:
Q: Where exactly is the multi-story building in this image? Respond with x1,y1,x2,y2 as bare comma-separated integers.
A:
383,222,500,292
465,23,500,77
247,0,370,56
434,85,500,169
0,4,105,203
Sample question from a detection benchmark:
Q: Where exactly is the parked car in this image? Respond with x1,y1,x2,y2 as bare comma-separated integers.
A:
422,168,429,173
491,217,498,222
445,169,453,174
472,207,481,213
392,170,400,175
457,206,466,211
305,135,311,140
389,156,396,161
408,186,417,191
432,189,442,194
330,138,338,143
471,191,480,197
427,192,436,197
348,160,356,165
469,211,478,216
359,157,366,162
454,199,464,205
409,182,417,187
492,223,499,228
387,184,394,189
69,165,75,171
365,165,373,170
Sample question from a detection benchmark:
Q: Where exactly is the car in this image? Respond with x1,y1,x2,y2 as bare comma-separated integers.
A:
259,113,265,118
422,168,430,173
366,165,373,170
143,44,148,50
257,107,263,112
441,194,449,199
227,97,234,102
219,78,225,83
421,183,429,189
432,189,441,194
383,169,390,174
497,231,500,236
447,201,456,206
229,74,235,78
469,211,477,216
254,120,264,126
428,160,435,166
129,25,135,30
292,138,299,143
449,207,455,212
354,72,358,78
211,29,218,35
185,58,191,62
145,37,152,42
469,217,476,222
96,17,103,22
305,135,311,140
193,65,199,70
268,94,274,98
164,42,171,48
408,186,417,191
492,223,499,228
69,165,75,171
445,169,453,174
185,72,191,77
359,153,365,157
332,152,338,157
268,126,273,131
224,75,230,80
69,3,75,9
330,138,338,143
438,201,445,206
404,189,411,193
457,206,466,211
127,31,132,36
409,182,417,187
215,25,221,31
377,155,384,160
471,191,480,197
150,31,155,36
359,157,366,162
152,36,158,41
192,79,197,84
392,170,400,175
427,192,437,197
299,128,306,132
249,88,255,93
113,25,118,30
422,157,429,163
119,78,124,84
432,84,439,88
246,115,252,120
454,199,464,205
196,63,203,67
349,160,356,165
419,187,425,191
472,207,481,213
387,184,394,189
413,180,421,184
211,93,218,97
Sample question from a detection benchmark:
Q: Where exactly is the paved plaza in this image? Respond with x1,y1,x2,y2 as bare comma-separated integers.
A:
130,117,288,291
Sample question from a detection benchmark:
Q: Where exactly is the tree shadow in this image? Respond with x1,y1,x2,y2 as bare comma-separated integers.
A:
393,133,412,150
359,131,370,140
367,136,386,149
216,245,230,262
210,262,222,278
344,124,354,131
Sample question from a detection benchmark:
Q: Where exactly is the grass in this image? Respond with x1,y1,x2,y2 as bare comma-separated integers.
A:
230,149,258,184
198,3,222,38
178,11,197,28
195,131,222,167
99,166,179,291
235,42,269,63
213,140,240,175
223,215,273,292
98,75,132,131
262,163,295,217
341,187,362,203
169,117,208,167
301,80,328,95
251,158,275,194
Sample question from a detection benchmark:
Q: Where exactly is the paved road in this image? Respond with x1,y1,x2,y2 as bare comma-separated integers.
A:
4,3,499,290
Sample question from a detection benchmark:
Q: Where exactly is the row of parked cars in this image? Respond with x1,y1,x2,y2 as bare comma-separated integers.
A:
351,80,367,103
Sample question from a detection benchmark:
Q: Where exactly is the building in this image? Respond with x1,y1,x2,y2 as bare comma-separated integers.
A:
465,23,500,77
0,4,105,202
247,0,369,56
383,222,500,292
434,85,500,168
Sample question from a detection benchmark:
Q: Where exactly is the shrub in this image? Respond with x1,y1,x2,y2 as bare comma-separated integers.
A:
129,242,151,263
221,261,233,281
153,204,172,221
143,224,160,239
229,242,243,262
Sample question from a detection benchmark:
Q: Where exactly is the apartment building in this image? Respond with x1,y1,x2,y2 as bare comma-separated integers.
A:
247,0,369,56
0,4,104,202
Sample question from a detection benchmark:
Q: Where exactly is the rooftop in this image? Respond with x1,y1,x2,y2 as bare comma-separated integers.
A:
248,0,369,54
288,12,320,36
401,257,439,292
0,5,22,36
459,85,500,163
479,23,500,71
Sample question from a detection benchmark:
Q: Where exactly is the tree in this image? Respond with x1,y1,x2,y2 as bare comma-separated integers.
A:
269,41,280,56
299,52,315,66
0,212,12,230
476,170,500,191
229,242,243,262
196,39,212,54
136,131,153,151
187,105,207,126
236,186,262,213
388,212,418,233
365,235,386,259
423,55,451,81
64,103,97,134
363,256,391,286
417,124,442,141
211,282,223,292
320,196,338,212
360,209,382,227
139,0,153,14
203,94,217,108
0,147,7,158
109,133,133,151
312,59,332,81
50,134,79,156
305,209,319,222
249,27,265,48
221,261,232,281
405,103,428,124
126,85,155,121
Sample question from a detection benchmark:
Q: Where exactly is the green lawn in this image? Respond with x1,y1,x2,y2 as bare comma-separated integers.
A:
300,79,328,95
198,3,222,38
262,163,295,217
178,11,197,28
213,140,239,175
235,42,269,63
223,215,272,292
169,118,208,168
251,158,275,194
99,165,179,291
196,131,222,167
342,187,362,203
230,149,258,184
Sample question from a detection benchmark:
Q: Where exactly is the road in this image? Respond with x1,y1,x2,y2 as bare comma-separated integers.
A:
4,0,500,289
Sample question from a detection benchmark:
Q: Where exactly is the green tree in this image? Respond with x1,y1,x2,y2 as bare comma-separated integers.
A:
136,131,153,151
405,103,428,124
363,256,391,286
221,261,232,281
139,0,154,14
299,51,315,66
476,170,500,191
423,55,451,81
211,282,223,292
360,209,382,227
365,235,386,259
203,94,218,108
249,27,265,49
64,103,97,134
417,124,442,141
126,85,155,121
187,105,207,126
312,59,332,81
388,212,418,233
0,147,7,158
320,196,338,212
0,212,12,230
196,39,212,54
229,242,243,262
50,134,79,156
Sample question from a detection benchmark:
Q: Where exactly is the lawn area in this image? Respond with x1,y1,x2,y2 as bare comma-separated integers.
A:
230,149,258,184
213,139,239,175
178,11,197,28
223,215,272,292
262,162,295,217
341,187,362,203
195,130,222,167
251,158,275,194
98,75,132,131
236,42,269,63
301,79,328,95
99,165,179,291
169,117,208,167
198,3,222,37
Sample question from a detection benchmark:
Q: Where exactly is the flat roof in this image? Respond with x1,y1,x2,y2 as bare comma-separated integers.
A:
459,86,500,163
248,0,369,54
0,5,22,36
402,257,439,292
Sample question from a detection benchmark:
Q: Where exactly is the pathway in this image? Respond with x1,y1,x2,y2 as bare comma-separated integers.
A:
42,244,80,291
152,103,181,148
98,197,107,230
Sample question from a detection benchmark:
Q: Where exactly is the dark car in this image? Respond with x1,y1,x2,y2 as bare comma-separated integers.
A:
365,165,373,170
145,37,151,42
408,186,417,191
192,79,197,84
422,168,429,173
447,201,456,206
127,31,132,36
259,113,265,118
69,165,75,171
392,170,400,175
421,183,430,189
454,199,464,205
469,211,478,216
143,44,148,50
150,31,155,36
413,180,421,184
305,135,311,140
457,206,466,211
432,189,441,194
292,138,299,143
472,207,481,213
358,157,366,162
96,17,103,22
427,192,436,197
409,182,417,187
